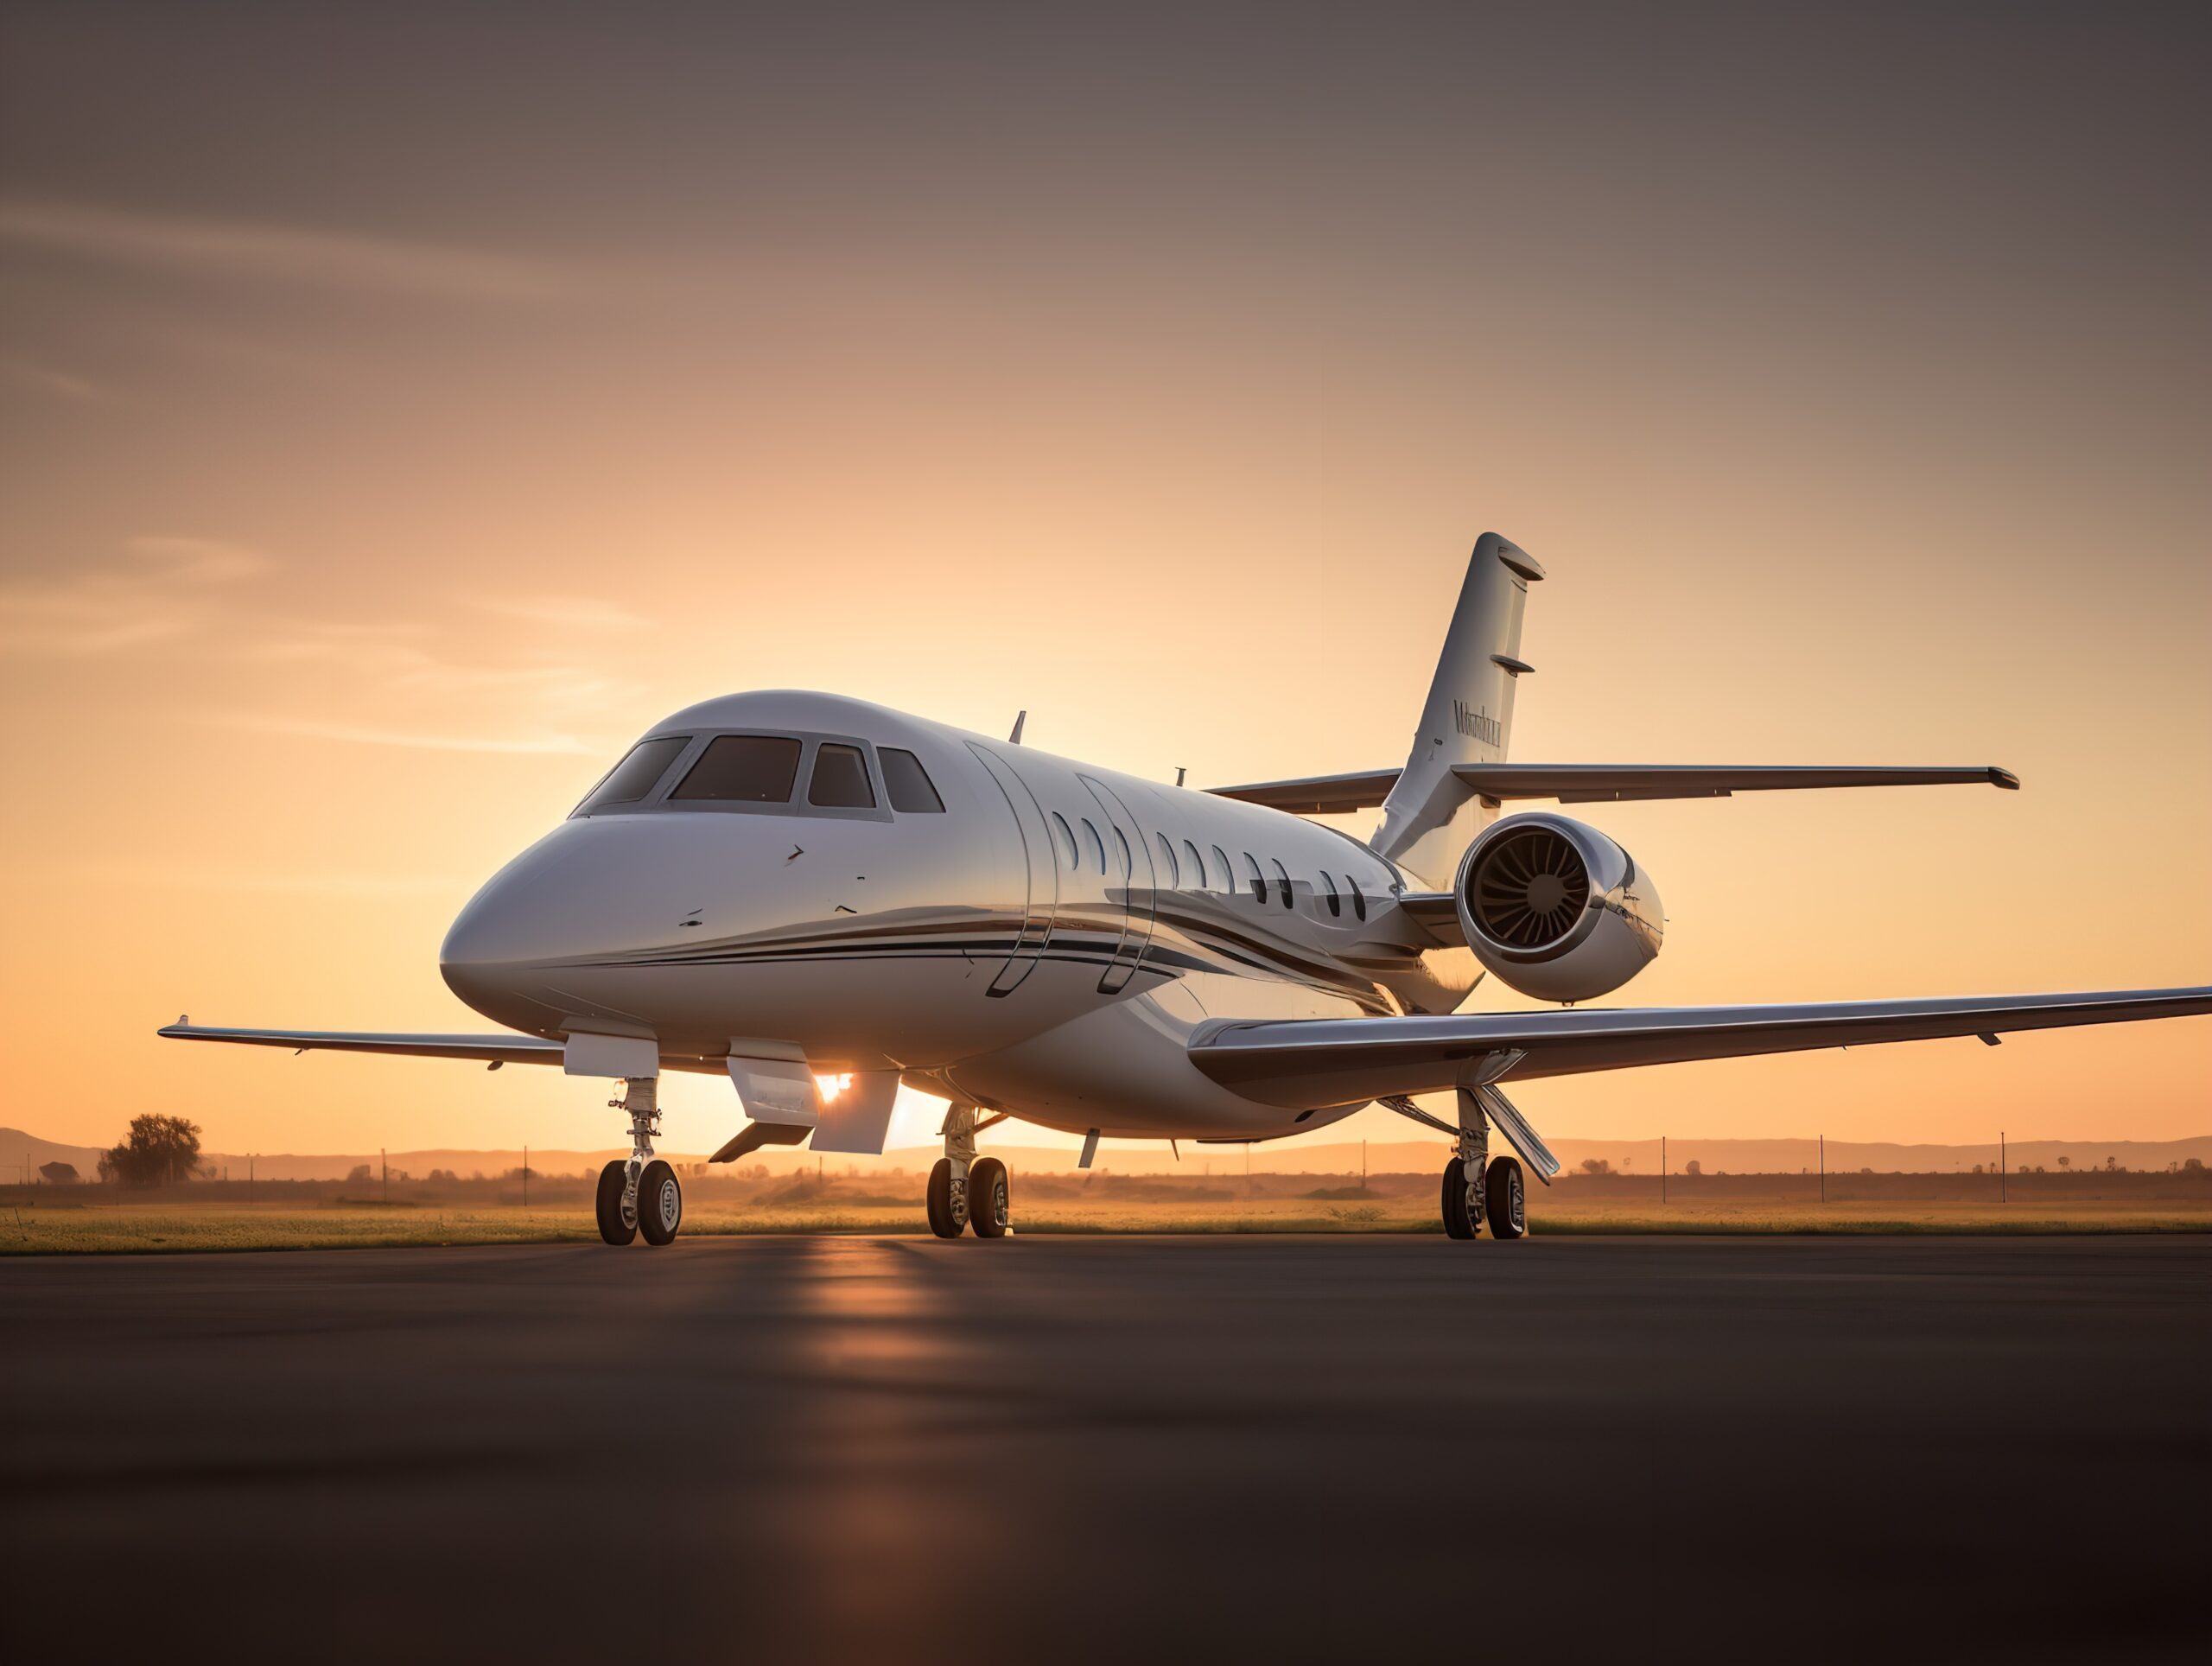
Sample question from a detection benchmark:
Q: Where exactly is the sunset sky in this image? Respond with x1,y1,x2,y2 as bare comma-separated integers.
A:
3,3,2206,1162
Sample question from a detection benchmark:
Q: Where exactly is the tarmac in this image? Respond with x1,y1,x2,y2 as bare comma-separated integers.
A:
4,1234,2207,1662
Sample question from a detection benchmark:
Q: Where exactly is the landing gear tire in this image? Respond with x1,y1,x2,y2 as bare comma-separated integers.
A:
1485,1155,1527,1239
595,1160,637,1246
1440,1157,1481,1240
638,1159,683,1246
969,1157,1010,1238
925,1157,969,1239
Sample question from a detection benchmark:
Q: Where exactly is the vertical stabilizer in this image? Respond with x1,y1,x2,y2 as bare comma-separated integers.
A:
1370,533,1542,887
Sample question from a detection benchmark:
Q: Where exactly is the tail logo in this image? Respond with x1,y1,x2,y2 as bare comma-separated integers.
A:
1453,700,1502,745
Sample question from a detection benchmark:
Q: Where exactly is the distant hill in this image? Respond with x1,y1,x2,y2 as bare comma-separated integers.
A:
1,1128,108,1182
10,1125,2209,1184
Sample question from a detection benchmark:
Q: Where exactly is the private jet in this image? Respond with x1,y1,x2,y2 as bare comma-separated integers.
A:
163,534,2212,1244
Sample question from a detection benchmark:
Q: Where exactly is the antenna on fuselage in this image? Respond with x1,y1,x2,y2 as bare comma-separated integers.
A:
1008,710,1027,744
1175,766,1186,786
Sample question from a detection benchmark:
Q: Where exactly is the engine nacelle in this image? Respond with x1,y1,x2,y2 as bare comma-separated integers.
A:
1454,813,1664,1002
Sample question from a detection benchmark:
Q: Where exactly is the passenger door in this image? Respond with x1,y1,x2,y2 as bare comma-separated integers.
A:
967,741,1058,995
1079,775,1157,995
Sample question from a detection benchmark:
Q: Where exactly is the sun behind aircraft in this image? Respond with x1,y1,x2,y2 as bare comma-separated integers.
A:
164,535,2211,1245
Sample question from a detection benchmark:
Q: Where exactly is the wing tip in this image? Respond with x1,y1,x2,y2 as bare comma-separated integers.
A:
1989,766,2021,791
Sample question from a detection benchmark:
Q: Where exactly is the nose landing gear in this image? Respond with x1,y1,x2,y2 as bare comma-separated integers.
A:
595,1075,682,1246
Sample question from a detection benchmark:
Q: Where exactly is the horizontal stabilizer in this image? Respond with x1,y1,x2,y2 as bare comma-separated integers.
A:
1208,763,2017,815
1190,985,2212,1110
1453,764,2019,804
1206,768,1402,814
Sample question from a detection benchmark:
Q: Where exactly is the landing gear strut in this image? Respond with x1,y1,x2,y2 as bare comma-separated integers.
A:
596,1076,681,1247
1440,1077,1528,1241
925,1103,1011,1239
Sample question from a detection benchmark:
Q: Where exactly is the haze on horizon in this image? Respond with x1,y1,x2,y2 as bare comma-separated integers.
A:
2,2,2206,1161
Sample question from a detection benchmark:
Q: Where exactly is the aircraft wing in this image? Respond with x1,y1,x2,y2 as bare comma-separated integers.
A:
1187,986,2212,1109
159,1021,569,1068
1206,763,2017,812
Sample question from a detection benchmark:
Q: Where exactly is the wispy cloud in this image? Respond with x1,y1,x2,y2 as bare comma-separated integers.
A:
0,353,114,404
126,535,273,583
69,859,472,899
474,594,653,631
0,536,270,655
5,533,643,751
0,198,569,301
209,712,601,755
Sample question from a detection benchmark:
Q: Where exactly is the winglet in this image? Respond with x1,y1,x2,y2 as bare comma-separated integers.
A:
1990,766,2021,790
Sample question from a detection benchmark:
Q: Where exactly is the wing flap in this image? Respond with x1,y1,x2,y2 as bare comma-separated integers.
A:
1189,986,2212,1109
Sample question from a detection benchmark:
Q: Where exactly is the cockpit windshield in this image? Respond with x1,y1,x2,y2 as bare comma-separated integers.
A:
575,735,690,814
571,728,943,819
670,734,804,802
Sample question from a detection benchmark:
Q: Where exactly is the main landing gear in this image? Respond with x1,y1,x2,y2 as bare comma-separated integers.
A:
926,1103,1012,1239
596,1075,683,1247
1440,1083,1527,1242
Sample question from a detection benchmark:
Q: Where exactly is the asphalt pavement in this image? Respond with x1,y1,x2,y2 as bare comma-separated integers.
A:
4,1234,2206,1663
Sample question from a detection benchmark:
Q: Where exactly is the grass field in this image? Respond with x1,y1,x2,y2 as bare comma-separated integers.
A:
6,1194,2209,1254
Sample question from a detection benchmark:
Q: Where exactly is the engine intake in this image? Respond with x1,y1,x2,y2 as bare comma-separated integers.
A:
1455,813,1663,1002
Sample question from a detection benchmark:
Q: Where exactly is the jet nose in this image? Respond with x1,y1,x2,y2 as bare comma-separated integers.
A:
439,817,715,1027
440,882,533,1024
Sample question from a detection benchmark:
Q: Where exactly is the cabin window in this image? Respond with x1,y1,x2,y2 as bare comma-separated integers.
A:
880,747,944,813
1211,845,1233,893
1083,818,1109,874
1320,870,1342,917
1347,875,1367,921
1155,832,1179,887
577,734,691,812
669,734,801,803
1051,812,1078,873
1114,827,1134,881
1270,857,1294,908
807,743,876,809
1243,851,1265,901
1182,840,1205,890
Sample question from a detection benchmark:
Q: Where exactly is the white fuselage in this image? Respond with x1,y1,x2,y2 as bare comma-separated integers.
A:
439,690,1480,1139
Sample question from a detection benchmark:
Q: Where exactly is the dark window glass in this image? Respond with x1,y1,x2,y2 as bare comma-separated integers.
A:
1270,857,1294,908
1052,813,1078,872
671,734,802,802
1320,870,1342,917
880,747,944,813
1211,846,1232,893
1348,875,1367,921
1243,852,1265,901
1083,819,1108,874
808,743,876,808
1155,832,1179,886
1183,840,1205,889
1114,827,1133,881
579,735,690,812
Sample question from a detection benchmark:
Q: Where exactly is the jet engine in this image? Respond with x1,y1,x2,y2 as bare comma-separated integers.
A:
1454,812,1664,1002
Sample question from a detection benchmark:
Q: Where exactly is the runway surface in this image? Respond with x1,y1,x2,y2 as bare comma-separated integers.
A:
5,1235,2207,1662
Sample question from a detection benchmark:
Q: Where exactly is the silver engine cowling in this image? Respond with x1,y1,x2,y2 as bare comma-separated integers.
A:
1454,812,1664,1002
